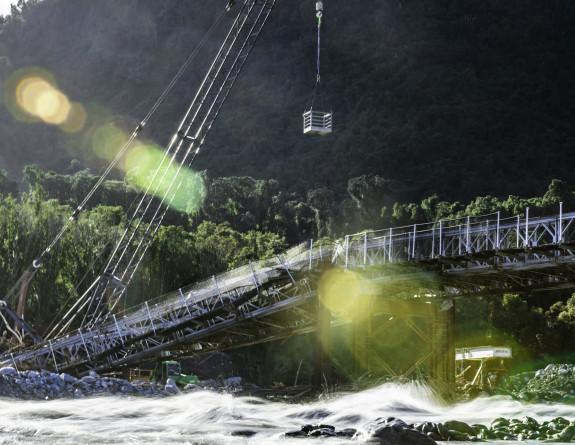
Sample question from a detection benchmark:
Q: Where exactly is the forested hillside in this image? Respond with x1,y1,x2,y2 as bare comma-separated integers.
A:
1,0,574,202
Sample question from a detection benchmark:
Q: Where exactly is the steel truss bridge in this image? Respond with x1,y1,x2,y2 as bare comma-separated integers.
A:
2,208,575,378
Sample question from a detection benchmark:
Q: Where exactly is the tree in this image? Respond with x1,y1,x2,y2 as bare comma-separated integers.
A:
0,170,18,196
307,187,334,238
347,174,394,230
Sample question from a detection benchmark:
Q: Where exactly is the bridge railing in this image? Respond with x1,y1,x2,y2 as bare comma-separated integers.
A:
96,239,338,342
335,208,575,269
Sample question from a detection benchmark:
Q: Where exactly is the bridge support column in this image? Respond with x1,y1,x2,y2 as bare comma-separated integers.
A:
313,293,331,387
429,300,455,397
350,299,456,398
353,314,371,377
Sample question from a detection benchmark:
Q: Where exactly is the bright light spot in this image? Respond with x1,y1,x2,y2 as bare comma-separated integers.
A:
125,143,206,213
16,76,71,124
318,269,372,319
59,101,87,133
4,68,85,132
92,124,128,163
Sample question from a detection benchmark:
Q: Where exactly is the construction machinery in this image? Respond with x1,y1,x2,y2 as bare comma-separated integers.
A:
151,361,200,386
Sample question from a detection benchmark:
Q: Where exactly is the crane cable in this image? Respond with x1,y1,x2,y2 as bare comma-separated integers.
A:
305,2,330,112
317,6,321,81
1,6,228,313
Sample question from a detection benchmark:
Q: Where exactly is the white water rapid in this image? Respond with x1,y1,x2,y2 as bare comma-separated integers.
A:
1,382,574,444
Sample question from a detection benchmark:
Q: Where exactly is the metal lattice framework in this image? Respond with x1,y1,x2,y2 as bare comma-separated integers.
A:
3,208,575,374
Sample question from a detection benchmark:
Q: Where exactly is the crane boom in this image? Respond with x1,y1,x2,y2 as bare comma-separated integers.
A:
48,0,277,337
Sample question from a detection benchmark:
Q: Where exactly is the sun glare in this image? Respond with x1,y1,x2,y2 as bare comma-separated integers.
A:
124,143,206,213
318,269,373,319
92,124,128,163
17,76,71,124
4,68,86,132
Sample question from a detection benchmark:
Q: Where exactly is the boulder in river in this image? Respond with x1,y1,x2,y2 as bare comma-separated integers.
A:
358,417,437,445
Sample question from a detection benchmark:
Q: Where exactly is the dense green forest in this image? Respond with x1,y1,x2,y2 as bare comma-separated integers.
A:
1,0,575,384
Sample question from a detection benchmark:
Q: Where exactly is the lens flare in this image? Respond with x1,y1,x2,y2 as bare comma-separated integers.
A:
59,101,87,133
16,76,71,124
125,143,206,213
92,124,128,163
318,269,373,319
4,67,85,132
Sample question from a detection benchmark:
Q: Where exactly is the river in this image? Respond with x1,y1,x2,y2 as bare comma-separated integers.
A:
1,381,573,444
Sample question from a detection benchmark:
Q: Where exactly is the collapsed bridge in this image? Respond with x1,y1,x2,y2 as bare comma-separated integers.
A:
2,208,575,395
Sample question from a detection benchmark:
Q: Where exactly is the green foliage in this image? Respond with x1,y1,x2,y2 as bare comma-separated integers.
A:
0,169,18,196
192,221,287,272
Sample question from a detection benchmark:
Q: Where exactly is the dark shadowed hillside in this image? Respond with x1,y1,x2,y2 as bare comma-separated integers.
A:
1,0,574,202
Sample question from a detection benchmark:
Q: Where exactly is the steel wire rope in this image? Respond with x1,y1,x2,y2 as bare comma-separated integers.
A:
64,2,252,330
304,6,331,113
38,7,228,265
1,7,228,333
43,234,117,340
90,0,266,324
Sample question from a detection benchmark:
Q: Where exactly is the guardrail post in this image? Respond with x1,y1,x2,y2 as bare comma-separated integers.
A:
516,216,520,248
364,232,368,265
213,276,224,307
178,289,193,320
278,255,296,284
412,224,416,259
78,328,91,359
389,228,393,262
345,235,350,269
113,314,125,346
310,239,314,270
559,202,563,243
145,301,156,335
466,216,470,253
439,221,443,257
525,207,529,248
249,261,260,294
48,340,59,373
496,212,500,249
10,352,18,372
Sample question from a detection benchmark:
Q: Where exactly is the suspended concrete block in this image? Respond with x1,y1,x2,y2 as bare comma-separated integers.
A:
303,110,332,135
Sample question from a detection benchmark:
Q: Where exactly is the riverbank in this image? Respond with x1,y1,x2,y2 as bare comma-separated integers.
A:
0,366,247,399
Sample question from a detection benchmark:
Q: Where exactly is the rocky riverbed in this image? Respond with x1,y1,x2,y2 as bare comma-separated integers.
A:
0,366,244,399
285,416,575,442
499,363,575,404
